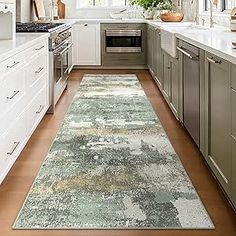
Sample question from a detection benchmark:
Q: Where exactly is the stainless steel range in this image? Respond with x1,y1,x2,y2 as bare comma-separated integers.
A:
16,22,73,113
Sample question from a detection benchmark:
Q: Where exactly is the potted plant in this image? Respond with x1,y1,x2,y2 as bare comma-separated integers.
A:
130,0,162,19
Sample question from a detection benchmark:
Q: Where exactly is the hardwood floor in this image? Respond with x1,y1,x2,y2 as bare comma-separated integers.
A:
0,69,235,236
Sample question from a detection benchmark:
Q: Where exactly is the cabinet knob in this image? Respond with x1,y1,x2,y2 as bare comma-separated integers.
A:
84,24,88,27
4,5,8,9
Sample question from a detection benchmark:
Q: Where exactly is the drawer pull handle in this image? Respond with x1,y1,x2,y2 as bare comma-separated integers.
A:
35,45,44,51
84,24,88,26
35,67,44,74
36,105,44,114
177,46,199,60
7,61,20,69
6,90,19,100
7,141,20,155
207,56,222,64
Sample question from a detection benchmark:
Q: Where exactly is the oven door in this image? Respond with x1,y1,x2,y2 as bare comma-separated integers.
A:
105,29,142,53
53,42,73,103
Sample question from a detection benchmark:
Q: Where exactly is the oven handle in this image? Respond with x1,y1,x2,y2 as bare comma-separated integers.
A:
54,42,73,56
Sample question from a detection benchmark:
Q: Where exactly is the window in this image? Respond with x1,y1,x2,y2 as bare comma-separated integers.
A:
77,0,128,8
204,0,234,12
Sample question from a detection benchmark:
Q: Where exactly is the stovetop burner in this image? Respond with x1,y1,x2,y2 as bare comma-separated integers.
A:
16,22,65,33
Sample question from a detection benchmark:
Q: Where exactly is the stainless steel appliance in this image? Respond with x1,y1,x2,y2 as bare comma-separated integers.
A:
177,42,200,146
16,22,73,113
105,29,142,53
101,23,146,67
49,26,73,113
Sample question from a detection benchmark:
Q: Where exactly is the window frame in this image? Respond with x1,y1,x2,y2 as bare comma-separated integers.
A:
203,0,234,13
76,0,128,9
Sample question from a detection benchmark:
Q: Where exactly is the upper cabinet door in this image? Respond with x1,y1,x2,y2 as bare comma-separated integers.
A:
73,23,101,66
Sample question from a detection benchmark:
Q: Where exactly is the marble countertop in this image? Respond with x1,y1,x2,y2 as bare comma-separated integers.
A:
0,33,48,63
175,28,236,64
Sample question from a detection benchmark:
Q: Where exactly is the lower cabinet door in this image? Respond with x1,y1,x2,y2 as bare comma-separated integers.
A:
162,51,170,101
73,23,101,65
232,137,236,207
206,53,231,193
26,85,48,136
169,56,179,117
0,112,27,183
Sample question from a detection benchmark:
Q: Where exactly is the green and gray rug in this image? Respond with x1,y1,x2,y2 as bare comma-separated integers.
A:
13,74,214,229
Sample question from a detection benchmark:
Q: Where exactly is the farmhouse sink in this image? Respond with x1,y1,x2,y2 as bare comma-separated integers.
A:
161,24,209,58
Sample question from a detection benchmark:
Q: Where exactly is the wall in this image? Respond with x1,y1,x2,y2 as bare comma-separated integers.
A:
16,0,31,22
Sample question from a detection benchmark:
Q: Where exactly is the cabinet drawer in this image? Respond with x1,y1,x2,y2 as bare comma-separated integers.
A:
0,66,27,119
26,85,48,135
231,63,236,89
28,53,48,95
0,52,26,76
232,88,236,138
0,112,27,181
29,71,48,100
28,40,47,59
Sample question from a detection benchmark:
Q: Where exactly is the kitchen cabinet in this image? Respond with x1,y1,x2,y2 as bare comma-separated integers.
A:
147,24,154,71
73,22,101,66
153,27,163,88
162,50,170,100
169,56,179,116
231,86,236,206
147,25,163,87
232,89,236,139
0,38,49,184
161,50,179,118
205,52,231,194
232,137,236,207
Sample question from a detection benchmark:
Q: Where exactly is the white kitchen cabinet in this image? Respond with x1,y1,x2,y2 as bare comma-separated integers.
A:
0,37,49,184
72,22,101,66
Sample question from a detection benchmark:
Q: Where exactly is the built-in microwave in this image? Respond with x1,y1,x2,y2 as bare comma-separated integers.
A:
105,29,142,53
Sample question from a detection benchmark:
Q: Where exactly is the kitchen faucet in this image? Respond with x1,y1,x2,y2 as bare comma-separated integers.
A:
209,0,214,28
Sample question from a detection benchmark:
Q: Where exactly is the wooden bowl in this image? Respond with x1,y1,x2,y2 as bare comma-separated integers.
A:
160,12,184,22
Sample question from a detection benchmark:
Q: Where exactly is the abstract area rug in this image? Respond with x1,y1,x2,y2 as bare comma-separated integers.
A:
13,74,214,229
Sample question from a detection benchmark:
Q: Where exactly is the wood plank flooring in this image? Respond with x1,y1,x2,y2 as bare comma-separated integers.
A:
0,69,235,236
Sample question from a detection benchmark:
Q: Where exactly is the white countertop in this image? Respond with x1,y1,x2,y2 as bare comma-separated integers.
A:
0,33,48,63
175,28,236,64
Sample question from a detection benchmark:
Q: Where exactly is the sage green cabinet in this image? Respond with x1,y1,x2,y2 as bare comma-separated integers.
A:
232,137,236,206
152,28,163,87
232,89,236,139
231,63,236,90
169,56,179,116
162,50,170,100
232,89,236,206
147,25,154,70
205,52,231,194
161,50,179,118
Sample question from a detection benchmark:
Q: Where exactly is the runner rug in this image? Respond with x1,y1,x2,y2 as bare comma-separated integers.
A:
13,74,214,229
